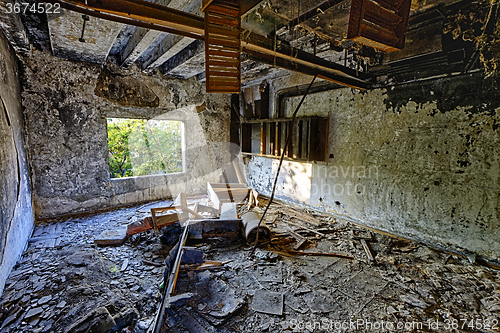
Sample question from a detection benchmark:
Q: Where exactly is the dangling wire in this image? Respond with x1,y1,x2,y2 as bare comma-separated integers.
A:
249,74,317,257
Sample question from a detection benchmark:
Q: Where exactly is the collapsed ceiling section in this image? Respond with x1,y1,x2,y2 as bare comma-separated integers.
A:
0,0,496,91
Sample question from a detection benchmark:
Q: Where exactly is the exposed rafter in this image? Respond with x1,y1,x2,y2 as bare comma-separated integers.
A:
45,0,373,90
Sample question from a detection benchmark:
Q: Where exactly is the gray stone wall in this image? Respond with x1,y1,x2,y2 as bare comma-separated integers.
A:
245,73,500,262
0,30,34,295
20,51,231,219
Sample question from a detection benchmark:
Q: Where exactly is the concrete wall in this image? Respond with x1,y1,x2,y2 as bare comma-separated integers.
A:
0,30,34,294
20,51,232,219
245,73,500,262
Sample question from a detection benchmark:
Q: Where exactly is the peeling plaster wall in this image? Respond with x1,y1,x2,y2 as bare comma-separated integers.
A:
20,50,231,219
0,30,34,295
245,73,500,262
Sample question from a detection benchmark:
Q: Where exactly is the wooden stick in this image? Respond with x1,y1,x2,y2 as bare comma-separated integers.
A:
282,219,325,237
287,250,354,260
281,207,321,226
361,239,374,262
143,259,163,267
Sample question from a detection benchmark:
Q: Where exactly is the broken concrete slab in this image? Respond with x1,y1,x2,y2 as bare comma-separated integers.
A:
94,228,128,246
251,289,284,315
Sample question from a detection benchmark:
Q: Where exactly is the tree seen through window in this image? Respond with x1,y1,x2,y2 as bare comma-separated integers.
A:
107,118,183,178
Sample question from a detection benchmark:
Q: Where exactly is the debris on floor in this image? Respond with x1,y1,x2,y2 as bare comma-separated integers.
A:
2,192,500,333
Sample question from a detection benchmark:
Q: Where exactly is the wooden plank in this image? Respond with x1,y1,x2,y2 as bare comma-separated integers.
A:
207,14,240,27
206,85,240,93
207,182,221,209
207,70,241,77
208,4,240,16
208,58,240,66
206,26,240,38
195,204,220,215
358,22,400,48
207,49,239,58
156,212,183,228
361,239,374,261
376,0,406,12
173,193,189,220
220,203,238,220
288,250,354,260
206,36,240,48
364,0,402,30
207,77,240,84
347,0,367,42
232,159,246,184
394,0,412,49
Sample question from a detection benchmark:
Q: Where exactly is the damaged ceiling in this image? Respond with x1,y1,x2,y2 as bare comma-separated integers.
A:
1,0,498,90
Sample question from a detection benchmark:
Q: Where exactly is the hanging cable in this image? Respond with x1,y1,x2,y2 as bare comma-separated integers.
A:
249,74,317,257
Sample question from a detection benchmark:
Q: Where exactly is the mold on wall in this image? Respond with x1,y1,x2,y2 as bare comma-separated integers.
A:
0,29,34,295
20,50,231,219
245,73,500,262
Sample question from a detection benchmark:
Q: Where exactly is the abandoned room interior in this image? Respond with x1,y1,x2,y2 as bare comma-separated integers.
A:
0,0,500,331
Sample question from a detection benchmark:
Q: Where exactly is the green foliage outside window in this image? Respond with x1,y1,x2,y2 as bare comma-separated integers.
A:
107,118,183,178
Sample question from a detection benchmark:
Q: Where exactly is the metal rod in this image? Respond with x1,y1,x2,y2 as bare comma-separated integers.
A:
78,15,89,42
250,74,317,256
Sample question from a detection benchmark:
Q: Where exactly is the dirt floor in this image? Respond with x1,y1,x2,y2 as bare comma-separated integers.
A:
1,196,500,333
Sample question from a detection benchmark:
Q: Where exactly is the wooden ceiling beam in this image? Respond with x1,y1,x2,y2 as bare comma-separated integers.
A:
47,0,373,90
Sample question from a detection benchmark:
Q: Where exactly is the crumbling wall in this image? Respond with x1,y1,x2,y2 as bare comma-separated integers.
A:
21,50,231,219
0,30,34,295
245,73,500,262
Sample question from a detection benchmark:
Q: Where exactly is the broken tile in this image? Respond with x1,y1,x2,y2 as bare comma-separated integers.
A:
38,295,52,305
251,289,284,315
25,307,43,319
302,289,337,314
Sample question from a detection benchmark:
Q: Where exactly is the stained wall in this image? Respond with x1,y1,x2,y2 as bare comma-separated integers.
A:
245,73,500,262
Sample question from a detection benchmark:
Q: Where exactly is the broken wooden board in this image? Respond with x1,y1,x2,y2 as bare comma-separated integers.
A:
207,182,250,209
127,217,153,235
281,207,322,226
94,228,128,246
173,192,205,220
194,203,219,216
152,210,186,232
174,192,189,220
